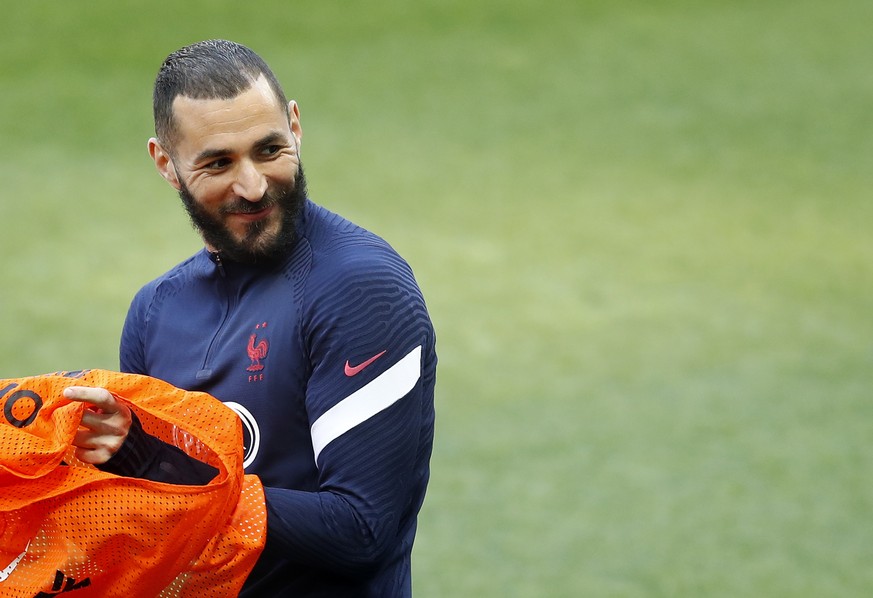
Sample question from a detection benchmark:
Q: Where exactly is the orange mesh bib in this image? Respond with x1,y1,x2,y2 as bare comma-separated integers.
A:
0,370,266,597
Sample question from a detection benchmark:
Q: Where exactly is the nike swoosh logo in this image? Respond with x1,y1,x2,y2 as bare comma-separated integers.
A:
0,541,30,582
344,350,387,377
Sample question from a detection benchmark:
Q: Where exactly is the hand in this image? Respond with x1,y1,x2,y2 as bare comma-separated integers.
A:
63,386,133,465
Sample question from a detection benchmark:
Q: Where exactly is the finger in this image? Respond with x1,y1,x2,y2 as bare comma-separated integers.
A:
74,422,128,464
73,428,102,450
79,409,130,437
75,445,115,465
74,426,125,454
63,386,119,412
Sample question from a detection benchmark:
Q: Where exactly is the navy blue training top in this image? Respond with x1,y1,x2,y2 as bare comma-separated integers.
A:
119,200,437,597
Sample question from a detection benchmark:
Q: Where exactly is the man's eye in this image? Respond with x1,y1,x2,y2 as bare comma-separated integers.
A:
205,158,230,170
262,145,282,156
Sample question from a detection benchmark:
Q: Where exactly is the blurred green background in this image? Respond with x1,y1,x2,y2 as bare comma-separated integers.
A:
2,0,872,595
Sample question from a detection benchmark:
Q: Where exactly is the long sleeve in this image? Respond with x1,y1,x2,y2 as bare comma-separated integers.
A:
251,244,436,582
259,381,427,576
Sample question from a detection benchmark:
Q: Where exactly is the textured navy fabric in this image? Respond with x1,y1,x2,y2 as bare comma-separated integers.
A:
120,200,437,596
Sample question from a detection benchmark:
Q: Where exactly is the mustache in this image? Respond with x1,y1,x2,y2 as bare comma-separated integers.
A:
219,194,278,215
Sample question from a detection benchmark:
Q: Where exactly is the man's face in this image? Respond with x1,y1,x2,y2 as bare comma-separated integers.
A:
152,75,305,263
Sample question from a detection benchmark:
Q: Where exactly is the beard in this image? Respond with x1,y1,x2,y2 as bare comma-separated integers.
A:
178,164,308,264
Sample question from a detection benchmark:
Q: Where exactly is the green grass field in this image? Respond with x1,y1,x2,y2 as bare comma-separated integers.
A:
2,1,872,595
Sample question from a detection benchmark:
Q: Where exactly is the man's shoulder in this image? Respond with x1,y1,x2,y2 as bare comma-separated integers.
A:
301,200,407,270
298,200,422,297
133,250,210,301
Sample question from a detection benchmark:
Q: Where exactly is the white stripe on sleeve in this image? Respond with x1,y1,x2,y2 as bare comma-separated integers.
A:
311,345,422,464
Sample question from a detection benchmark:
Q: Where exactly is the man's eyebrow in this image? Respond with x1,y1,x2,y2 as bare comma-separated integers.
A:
254,131,289,147
193,147,232,165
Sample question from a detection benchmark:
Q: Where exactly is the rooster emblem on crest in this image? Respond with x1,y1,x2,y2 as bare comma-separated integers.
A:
247,332,269,372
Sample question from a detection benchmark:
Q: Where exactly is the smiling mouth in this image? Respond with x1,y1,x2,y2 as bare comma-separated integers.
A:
230,205,274,221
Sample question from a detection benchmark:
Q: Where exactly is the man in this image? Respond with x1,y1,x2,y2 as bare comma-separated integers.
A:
67,39,437,596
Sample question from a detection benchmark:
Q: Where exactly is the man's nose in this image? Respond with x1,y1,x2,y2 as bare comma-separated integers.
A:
232,160,268,201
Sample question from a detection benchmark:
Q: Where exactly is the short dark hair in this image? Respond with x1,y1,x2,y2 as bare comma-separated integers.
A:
153,39,289,148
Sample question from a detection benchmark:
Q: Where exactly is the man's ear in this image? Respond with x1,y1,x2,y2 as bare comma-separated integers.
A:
148,138,181,190
288,100,303,150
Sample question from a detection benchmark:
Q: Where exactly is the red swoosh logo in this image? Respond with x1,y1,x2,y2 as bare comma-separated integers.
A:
344,350,387,376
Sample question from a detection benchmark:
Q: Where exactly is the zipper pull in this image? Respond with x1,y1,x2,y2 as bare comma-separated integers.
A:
210,251,226,277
